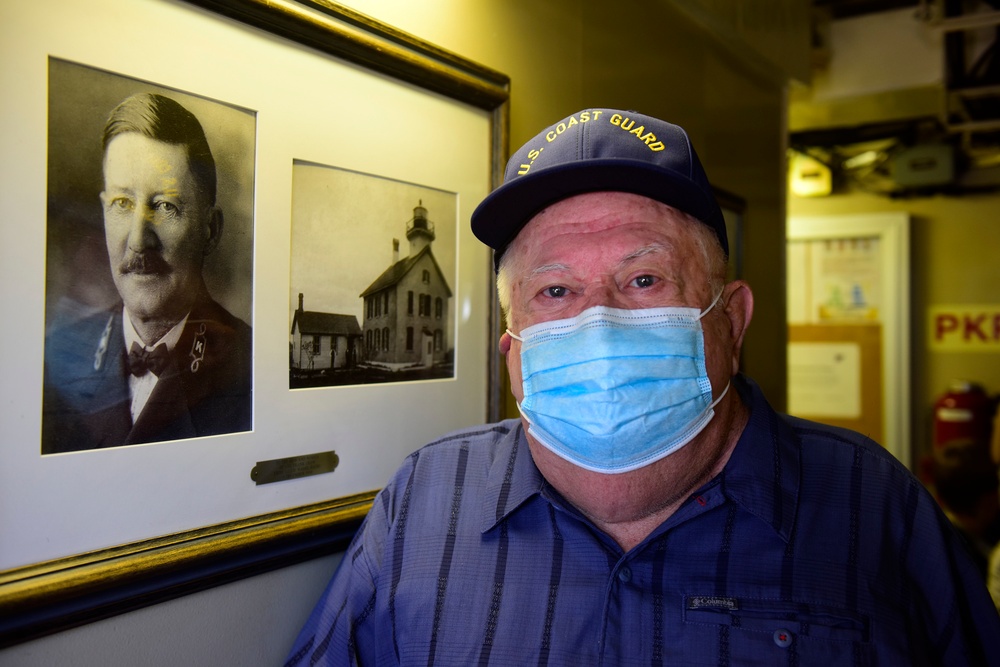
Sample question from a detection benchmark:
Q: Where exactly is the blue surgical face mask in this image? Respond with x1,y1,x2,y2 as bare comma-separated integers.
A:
507,292,729,474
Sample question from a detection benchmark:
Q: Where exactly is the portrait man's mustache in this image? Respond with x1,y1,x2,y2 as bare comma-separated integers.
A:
119,251,171,276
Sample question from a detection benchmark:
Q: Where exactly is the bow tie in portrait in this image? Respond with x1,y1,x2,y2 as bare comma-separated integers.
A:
127,342,170,377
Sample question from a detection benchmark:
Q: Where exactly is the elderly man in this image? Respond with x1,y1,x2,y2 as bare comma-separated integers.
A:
287,109,1000,665
42,93,251,453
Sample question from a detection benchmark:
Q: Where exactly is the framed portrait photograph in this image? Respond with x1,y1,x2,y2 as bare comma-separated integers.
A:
42,58,256,454
0,0,508,646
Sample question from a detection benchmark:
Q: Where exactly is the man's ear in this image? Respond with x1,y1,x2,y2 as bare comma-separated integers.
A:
499,330,513,356
203,206,224,256
722,280,754,375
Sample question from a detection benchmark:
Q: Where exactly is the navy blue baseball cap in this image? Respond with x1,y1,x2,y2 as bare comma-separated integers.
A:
471,108,727,270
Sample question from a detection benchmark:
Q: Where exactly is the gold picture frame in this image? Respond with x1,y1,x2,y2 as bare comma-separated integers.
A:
0,0,508,646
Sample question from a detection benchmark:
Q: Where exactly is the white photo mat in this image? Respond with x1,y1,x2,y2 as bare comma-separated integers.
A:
0,0,508,644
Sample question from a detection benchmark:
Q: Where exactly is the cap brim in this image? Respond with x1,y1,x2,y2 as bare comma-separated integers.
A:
471,158,727,262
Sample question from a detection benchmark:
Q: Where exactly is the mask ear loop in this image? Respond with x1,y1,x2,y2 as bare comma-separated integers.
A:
709,380,730,409
696,288,725,321
700,288,731,409
506,329,524,342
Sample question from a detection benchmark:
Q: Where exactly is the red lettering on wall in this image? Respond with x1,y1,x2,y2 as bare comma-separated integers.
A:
935,314,959,341
964,314,987,341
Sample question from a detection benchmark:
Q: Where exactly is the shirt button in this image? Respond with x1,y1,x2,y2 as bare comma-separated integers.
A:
617,567,632,583
773,629,793,648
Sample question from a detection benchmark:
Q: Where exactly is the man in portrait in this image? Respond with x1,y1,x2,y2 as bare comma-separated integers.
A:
41,92,252,453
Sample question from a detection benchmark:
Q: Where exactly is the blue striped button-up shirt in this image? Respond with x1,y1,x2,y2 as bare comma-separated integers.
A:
287,377,1000,666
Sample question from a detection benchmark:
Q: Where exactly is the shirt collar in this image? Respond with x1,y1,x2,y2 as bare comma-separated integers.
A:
477,376,802,542
122,306,189,352
480,421,546,533
719,375,801,543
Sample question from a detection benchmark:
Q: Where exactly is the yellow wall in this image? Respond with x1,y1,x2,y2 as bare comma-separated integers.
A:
342,0,803,413
788,189,1000,456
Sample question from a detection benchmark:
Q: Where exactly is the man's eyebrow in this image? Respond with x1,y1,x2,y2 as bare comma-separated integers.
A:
528,263,570,279
527,244,672,278
102,185,135,198
103,182,134,191
618,242,671,268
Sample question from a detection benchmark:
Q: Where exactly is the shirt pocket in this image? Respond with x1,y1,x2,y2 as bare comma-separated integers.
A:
683,595,870,665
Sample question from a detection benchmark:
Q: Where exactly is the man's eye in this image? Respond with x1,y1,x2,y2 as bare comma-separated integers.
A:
109,197,133,211
631,275,657,288
542,285,568,298
153,201,179,215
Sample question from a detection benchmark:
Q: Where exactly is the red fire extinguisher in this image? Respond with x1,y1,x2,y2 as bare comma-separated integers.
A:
933,381,995,450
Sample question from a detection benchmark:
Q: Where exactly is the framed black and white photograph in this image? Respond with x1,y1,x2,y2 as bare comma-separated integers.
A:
43,58,256,454
0,0,508,646
289,164,457,388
